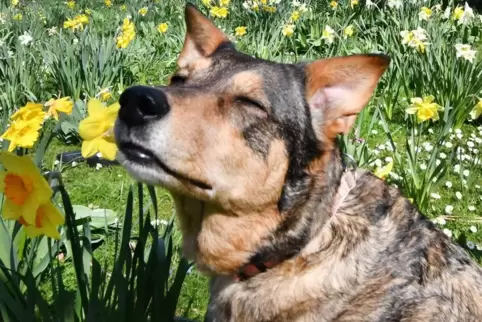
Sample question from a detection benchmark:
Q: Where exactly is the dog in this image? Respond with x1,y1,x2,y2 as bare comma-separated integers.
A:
114,4,482,321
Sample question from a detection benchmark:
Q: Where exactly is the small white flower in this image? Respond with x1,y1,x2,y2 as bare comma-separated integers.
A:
456,133,463,140
18,31,33,45
477,244,482,251
445,142,453,148
443,6,451,19
468,206,476,212
423,142,433,152
420,163,427,170
432,216,446,226
387,0,403,9
374,159,382,167
463,169,470,177
469,225,477,232
435,159,441,166
430,193,441,199
439,152,447,159
445,205,454,215
454,164,460,173
385,157,393,162
467,241,475,249
71,161,78,167
428,128,434,134
73,38,79,45
95,163,103,170
443,228,452,238
455,191,462,200
54,160,60,166
371,130,378,135
467,141,475,148
47,26,57,36
445,181,453,188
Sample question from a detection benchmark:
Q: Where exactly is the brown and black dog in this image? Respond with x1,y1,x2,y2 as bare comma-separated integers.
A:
114,4,482,322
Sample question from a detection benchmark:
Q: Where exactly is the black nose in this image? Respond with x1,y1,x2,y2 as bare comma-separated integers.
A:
118,86,170,126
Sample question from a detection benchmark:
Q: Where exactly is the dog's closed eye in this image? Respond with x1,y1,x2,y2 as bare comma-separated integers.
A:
235,96,267,116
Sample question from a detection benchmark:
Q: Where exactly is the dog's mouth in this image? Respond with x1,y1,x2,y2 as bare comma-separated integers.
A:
119,142,212,190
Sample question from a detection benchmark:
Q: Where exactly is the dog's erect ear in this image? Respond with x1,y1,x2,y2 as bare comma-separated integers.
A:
178,4,230,70
306,54,389,141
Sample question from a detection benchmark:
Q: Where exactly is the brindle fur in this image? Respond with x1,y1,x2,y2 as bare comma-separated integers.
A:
114,4,482,322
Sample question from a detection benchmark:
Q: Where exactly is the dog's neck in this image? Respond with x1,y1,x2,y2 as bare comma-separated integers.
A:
235,150,350,280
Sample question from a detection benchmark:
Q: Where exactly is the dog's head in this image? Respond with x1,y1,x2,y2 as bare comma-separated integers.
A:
115,4,389,275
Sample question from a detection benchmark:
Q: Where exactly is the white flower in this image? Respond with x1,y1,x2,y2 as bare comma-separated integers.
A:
435,159,441,166
321,25,336,45
18,31,33,45
150,219,168,226
445,181,453,188
467,241,475,249
420,163,427,170
47,26,57,36
374,159,382,167
445,205,454,215
477,244,482,251
71,161,78,167
468,206,476,212
428,128,434,134
366,0,377,9
439,152,447,159
443,7,451,19
469,225,478,232
423,142,433,152
387,0,402,9
54,160,60,166
455,44,477,63
455,191,462,200
463,169,470,177
467,141,475,148
445,142,453,148
432,216,446,226
443,228,453,238
454,164,460,173
95,163,103,170
371,130,378,135
459,2,475,25
430,193,441,199
385,157,393,162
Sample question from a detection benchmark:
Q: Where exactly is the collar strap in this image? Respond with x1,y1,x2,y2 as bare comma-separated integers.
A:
235,260,281,281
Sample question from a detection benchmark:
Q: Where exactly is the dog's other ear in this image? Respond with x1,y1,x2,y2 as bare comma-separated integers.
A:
306,54,389,141
178,4,230,69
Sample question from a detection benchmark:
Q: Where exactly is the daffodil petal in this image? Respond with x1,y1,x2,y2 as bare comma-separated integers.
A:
81,139,99,159
87,98,106,116
97,139,117,160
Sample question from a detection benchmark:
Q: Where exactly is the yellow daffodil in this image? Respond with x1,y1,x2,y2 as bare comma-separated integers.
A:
322,25,336,44
10,102,45,123
290,10,301,22
105,0,113,8
374,161,393,181
97,88,113,101
452,6,464,20
418,7,432,21
79,99,120,161
66,1,75,9
11,0,18,7
343,25,354,38
406,95,444,123
469,98,482,120
138,7,148,16
235,26,247,37
157,22,169,34
1,121,42,152
13,13,23,21
351,0,359,8
116,18,136,49
262,5,276,13
0,152,54,226
18,201,64,239
400,28,429,53
63,14,89,31
282,24,295,37
210,6,229,18
220,0,230,5
330,1,338,9
44,97,73,120
202,0,212,7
